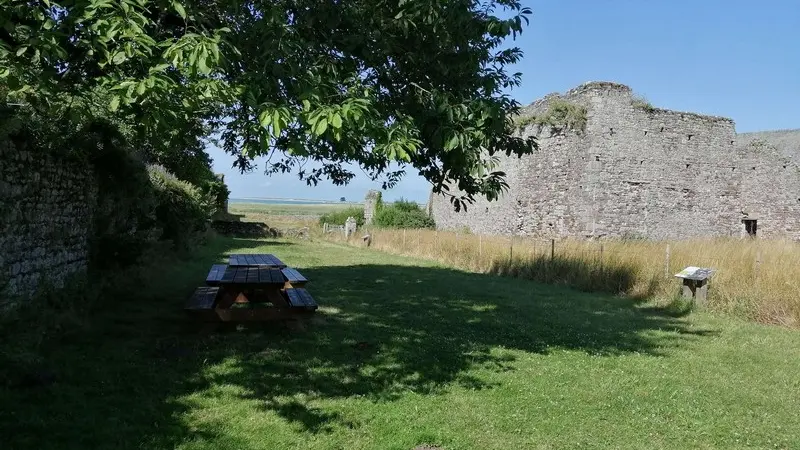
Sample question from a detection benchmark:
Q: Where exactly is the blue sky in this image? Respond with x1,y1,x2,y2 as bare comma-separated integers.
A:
208,0,800,203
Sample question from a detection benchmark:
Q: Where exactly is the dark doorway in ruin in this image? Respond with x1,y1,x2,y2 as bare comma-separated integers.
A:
742,219,757,237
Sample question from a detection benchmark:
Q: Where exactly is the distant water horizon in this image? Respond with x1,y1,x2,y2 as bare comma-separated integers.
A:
229,197,361,205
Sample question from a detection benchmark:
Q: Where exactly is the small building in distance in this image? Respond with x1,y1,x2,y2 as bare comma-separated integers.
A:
430,81,800,240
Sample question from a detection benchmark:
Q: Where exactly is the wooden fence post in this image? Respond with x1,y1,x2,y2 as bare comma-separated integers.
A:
664,244,671,278
755,249,762,279
600,243,604,273
550,239,555,261
509,236,514,261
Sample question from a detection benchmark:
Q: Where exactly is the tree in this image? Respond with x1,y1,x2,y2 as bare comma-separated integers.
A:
1,0,536,211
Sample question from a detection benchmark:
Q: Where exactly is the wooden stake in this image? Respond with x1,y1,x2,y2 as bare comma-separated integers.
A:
755,250,762,278
665,244,671,278
550,239,555,261
600,243,604,273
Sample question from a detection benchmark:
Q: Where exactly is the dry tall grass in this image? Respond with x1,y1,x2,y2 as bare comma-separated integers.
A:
326,228,800,327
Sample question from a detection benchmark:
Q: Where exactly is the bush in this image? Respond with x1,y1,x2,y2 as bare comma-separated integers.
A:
148,164,212,248
199,175,230,216
318,206,365,227
87,130,159,270
373,199,436,229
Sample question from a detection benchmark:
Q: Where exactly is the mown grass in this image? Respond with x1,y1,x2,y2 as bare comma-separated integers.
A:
335,229,800,327
1,235,799,449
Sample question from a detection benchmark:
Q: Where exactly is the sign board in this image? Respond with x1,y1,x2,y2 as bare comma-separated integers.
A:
674,266,715,281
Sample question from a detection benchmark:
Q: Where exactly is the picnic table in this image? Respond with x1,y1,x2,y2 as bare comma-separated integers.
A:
184,253,317,322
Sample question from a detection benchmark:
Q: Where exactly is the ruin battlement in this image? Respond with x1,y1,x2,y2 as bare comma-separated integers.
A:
432,82,800,240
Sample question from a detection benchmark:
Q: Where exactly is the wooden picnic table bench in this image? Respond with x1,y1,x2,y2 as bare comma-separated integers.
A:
228,253,286,268
205,264,227,286
186,254,317,322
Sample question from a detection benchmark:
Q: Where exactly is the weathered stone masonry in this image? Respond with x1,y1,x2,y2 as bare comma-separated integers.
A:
1,141,96,300
431,82,800,240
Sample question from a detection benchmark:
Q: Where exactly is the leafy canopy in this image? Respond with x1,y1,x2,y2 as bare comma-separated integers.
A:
1,0,537,211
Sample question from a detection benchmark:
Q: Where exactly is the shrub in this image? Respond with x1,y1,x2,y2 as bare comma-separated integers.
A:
319,206,365,227
535,99,587,133
87,131,160,270
199,175,231,216
373,199,436,229
148,164,212,248
631,94,656,113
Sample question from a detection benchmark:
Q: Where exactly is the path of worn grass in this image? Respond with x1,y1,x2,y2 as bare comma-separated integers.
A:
1,236,798,449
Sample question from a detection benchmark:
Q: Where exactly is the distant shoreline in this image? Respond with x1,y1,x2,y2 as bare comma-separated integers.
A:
229,197,362,205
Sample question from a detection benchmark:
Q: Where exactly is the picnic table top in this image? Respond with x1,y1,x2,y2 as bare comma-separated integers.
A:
228,253,286,268
220,266,286,285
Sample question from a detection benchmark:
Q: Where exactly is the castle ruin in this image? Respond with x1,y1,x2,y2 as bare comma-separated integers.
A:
430,82,800,240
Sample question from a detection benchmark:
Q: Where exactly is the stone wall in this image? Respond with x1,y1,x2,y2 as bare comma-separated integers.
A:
0,141,97,300
363,189,379,225
737,129,800,163
431,82,800,240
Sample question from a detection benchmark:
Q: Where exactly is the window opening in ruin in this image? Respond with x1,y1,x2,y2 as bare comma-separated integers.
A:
609,127,615,135
783,165,787,169
640,160,644,165
752,167,756,170
595,155,600,161
742,219,757,237
660,127,664,132
688,134,693,140
686,164,690,168
644,130,648,136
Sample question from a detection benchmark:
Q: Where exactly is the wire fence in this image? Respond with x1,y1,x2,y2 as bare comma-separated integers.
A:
319,226,800,326
324,227,791,272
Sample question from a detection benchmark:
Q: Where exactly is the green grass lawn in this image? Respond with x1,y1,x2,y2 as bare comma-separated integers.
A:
2,236,799,449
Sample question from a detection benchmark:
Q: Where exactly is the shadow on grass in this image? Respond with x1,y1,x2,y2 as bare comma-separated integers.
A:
0,237,715,448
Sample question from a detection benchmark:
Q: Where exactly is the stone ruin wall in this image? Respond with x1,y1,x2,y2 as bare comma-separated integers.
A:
363,189,380,225
0,141,97,301
431,82,800,240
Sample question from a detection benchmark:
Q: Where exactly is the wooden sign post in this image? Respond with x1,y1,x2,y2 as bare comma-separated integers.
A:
674,266,716,306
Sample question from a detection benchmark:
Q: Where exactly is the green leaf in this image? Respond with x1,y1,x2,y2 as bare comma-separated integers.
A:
15,46,27,56
302,99,311,111
315,118,328,135
445,135,459,151
331,113,342,129
272,110,282,136
109,96,120,112
149,63,170,73
258,110,272,127
198,56,209,74
112,51,126,64
173,1,187,19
